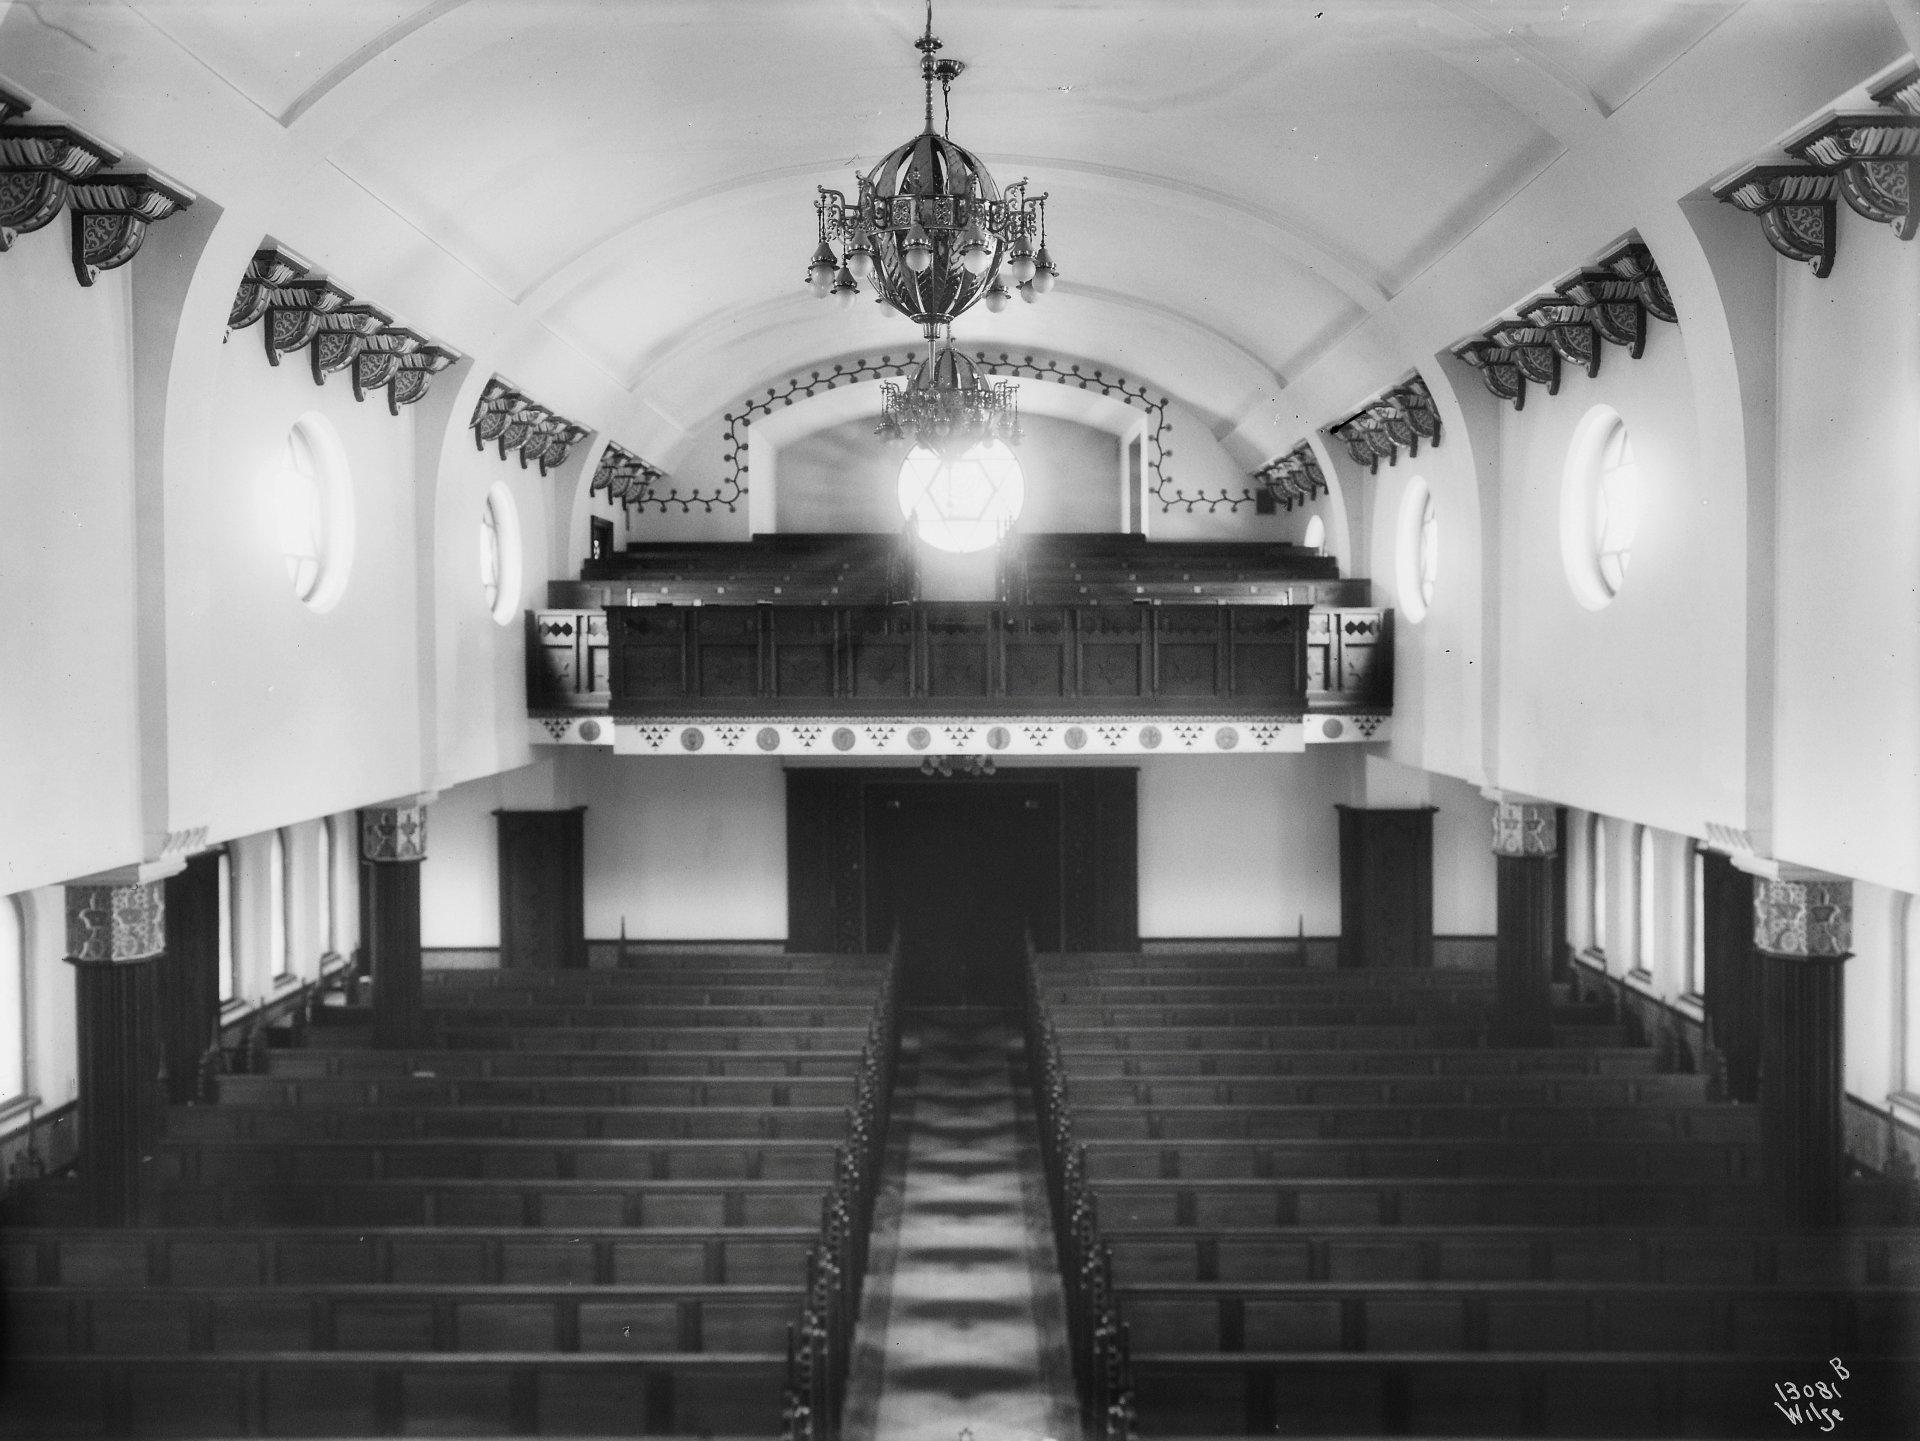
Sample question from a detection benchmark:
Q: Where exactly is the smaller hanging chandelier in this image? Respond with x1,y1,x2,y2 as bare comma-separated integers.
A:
878,331,1019,451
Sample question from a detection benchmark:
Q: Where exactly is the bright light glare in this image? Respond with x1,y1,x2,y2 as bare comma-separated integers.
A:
896,440,1026,552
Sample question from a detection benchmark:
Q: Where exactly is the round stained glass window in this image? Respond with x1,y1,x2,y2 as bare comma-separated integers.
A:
897,441,1025,553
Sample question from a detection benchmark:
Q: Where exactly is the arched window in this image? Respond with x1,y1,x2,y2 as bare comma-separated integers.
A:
269,413,355,613
318,818,337,957
1687,841,1707,999
217,849,238,1005
0,895,26,1107
1634,825,1657,976
1562,405,1639,610
897,441,1025,552
269,832,292,979
1589,815,1609,956
1302,514,1326,552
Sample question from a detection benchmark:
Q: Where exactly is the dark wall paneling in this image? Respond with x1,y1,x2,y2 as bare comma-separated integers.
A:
159,852,222,1104
1060,768,1140,953
784,771,867,953
495,808,588,969
1336,806,1435,969
1701,848,1760,1102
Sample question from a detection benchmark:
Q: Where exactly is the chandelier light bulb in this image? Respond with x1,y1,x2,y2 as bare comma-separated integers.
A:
984,278,1011,313
903,222,935,274
846,230,876,280
1019,279,1037,304
808,240,838,295
1031,246,1057,294
960,226,992,276
831,265,859,308
1007,240,1037,285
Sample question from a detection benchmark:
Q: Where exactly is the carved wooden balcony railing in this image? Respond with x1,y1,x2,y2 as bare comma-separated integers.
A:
528,603,1391,719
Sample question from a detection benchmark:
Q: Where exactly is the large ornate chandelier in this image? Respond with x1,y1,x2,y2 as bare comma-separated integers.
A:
805,1,1058,446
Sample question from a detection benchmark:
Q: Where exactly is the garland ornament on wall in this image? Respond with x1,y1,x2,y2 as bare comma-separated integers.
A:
1713,62,1920,276
1329,376,1441,475
0,83,194,285
227,247,459,416
1452,241,1675,412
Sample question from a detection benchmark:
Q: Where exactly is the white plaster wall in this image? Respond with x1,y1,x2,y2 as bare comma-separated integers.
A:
420,771,511,949
1771,207,1920,894
1846,881,1904,1112
166,325,424,842
1430,774,1496,936
1493,317,1746,838
0,236,144,894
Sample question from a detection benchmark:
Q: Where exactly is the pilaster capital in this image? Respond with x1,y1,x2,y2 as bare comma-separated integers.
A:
1488,797,1558,857
361,801,429,863
1750,871,1852,960
63,874,169,964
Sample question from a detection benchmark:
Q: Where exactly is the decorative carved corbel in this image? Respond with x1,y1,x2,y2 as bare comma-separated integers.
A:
350,326,424,402
1487,320,1561,396
592,443,667,504
495,398,553,461
1517,297,1601,379
386,344,457,415
1712,163,1840,277
308,303,392,388
1451,339,1527,411
471,379,519,448
67,171,193,286
1251,442,1326,512
1388,378,1442,453
0,84,31,126
469,379,586,472
1329,374,1442,473
227,247,308,332
1556,271,1648,356
0,122,120,252
1870,62,1920,119
1790,112,1920,241
1601,241,1677,324
519,419,590,476
262,274,353,366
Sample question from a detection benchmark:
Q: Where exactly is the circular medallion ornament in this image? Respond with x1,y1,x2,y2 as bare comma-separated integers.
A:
578,720,601,743
1139,725,1163,750
756,726,781,751
1322,718,1345,739
832,726,857,752
987,725,1011,750
907,726,932,750
1064,726,1088,750
1216,726,1239,750
680,727,704,752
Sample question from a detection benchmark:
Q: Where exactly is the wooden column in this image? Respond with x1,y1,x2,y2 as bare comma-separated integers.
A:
64,873,170,1226
159,852,222,1103
496,808,588,968
1752,873,1853,1227
1700,849,1762,1102
1336,806,1435,968
1490,800,1557,1046
362,803,428,1048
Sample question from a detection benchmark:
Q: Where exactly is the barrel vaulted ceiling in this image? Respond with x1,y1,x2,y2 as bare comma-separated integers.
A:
8,1,1909,465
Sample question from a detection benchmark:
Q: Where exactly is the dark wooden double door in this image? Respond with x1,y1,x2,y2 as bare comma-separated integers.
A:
787,768,1137,1008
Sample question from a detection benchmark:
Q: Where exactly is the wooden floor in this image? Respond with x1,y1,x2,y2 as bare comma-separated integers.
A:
0,952,888,1438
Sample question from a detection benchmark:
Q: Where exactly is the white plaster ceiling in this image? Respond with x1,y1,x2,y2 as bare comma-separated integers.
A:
115,0,1739,442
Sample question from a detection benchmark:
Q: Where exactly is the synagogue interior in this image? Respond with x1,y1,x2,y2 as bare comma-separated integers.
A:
2,1,1919,1437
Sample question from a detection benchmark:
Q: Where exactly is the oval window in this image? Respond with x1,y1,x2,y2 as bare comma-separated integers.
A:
1562,405,1638,609
480,482,523,625
270,413,354,612
1395,477,1436,623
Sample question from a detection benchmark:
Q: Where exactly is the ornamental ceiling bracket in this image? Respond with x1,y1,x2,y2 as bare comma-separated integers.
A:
226,246,460,413
592,443,669,507
470,379,590,477
1250,442,1327,512
1714,62,1920,274
1328,375,1441,475
0,92,190,281
1455,241,1675,409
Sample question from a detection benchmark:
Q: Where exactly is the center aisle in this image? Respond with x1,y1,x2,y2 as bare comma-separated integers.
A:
843,1008,1080,1441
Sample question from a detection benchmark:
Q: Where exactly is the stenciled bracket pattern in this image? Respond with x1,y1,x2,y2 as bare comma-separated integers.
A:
227,246,459,416
1713,62,1920,276
591,442,669,507
470,378,590,476
1452,240,1676,412
0,83,193,284
1328,376,1442,475
1250,442,1327,512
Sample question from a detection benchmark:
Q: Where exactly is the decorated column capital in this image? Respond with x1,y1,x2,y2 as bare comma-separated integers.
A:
64,875,168,965
362,802,428,863
1490,799,1558,858
1752,874,1852,959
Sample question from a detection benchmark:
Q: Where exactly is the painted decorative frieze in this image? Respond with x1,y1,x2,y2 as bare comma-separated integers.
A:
1329,376,1441,475
361,804,428,863
470,378,589,476
64,880,165,964
592,443,669,506
1752,876,1852,958
1250,442,1327,512
1490,800,1558,858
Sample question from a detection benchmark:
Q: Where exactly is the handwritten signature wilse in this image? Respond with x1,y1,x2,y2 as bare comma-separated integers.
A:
1774,1358,1850,1431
